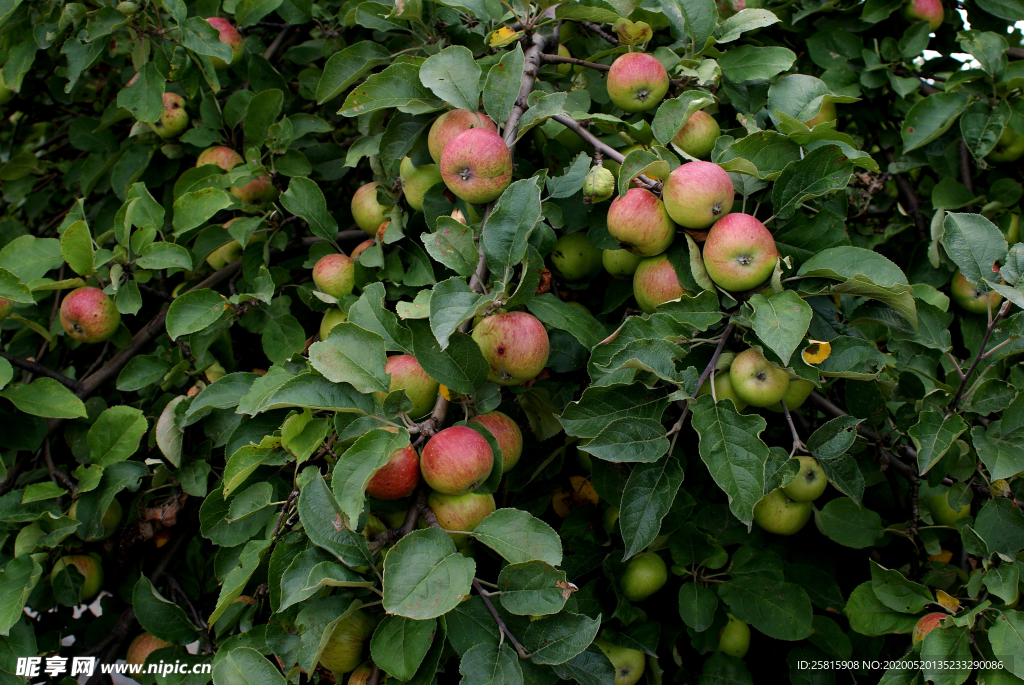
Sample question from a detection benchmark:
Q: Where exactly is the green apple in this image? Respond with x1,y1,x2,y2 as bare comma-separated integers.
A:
781,456,828,502
400,156,443,212
718,615,750,657
804,101,837,127
69,498,123,541
765,378,816,413
583,165,616,204
922,492,970,526
950,271,1002,315
51,554,104,601
603,249,645,278
320,308,348,340
320,609,374,674
752,489,812,535
988,126,1024,163
595,638,646,685
551,232,603,281
672,110,720,159
620,552,668,602
696,373,747,411
729,348,791,408
556,43,572,77
603,506,619,535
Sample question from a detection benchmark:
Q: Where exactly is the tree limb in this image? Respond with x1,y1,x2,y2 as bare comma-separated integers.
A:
502,32,550,148
550,114,661,192
0,351,84,392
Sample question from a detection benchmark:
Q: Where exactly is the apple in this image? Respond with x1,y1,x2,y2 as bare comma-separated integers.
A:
149,93,189,139
381,354,439,419
117,1,138,15
903,0,944,30
607,188,676,257
552,475,600,517
632,254,687,313
196,147,277,208
752,489,812,535
471,311,550,385
205,18,244,69
427,109,498,163
420,425,494,495
950,271,1002,315
782,456,828,502
367,445,420,500
1002,212,1020,244
60,287,121,343
346,661,377,685
51,554,104,601
603,249,645,278
805,101,837,127
197,145,243,171
702,213,778,292
672,110,721,159
126,633,173,665
913,612,946,644
696,373,747,411
470,411,523,471
729,349,790,407
606,52,669,113
205,240,243,269
206,361,227,382
400,157,443,212
603,506,619,534
352,183,391,235
320,308,348,340
594,638,646,685
716,0,746,18
555,44,573,77
922,492,970,525
620,552,668,602
551,232,604,281
69,498,122,541
718,615,750,657
662,161,735,230
312,253,356,299
583,165,616,204
350,239,375,260
320,609,374,674
987,126,1024,163
0,298,14,320
427,491,496,547
766,378,816,413
440,128,513,204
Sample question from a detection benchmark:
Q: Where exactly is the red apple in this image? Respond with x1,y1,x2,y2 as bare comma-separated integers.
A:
702,213,778,292
470,411,523,471
149,93,189,139
196,146,277,209
320,609,374,674
312,253,356,299
0,297,14,320
427,109,498,163
607,188,676,257
352,183,390,235
420,426,494,495
662,161,735,230
903,0,943,30
126,633,173,666
471,311,550,386
367,445,420,500
672,110,721,159
632,254,687,313
440,128,512,204
427,490,496,547
606,52,669,113
350,239,374,260
205,17,244,69
197,145,243,170
60,287,120,343
913,612,946,644
381,355,439,419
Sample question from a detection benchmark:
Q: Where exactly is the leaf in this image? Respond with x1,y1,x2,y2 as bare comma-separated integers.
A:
989,611,1024,680
515,92,568,143
961,100,1009,161
718,575,814,640
0,268,33,305
280,177,339,243
748,290,813,366
498,561,570,616
471,508,562,565
546,152,591,200
332,428,410,530
817,497,885,549
243,89,283,147
166,289,226,340
418,45,481,111
428,278,494,349
843,582,919,637
156,396,186,467
0,555,43,636
297,472,374,568
0,378,87,419
317,42,391,104
578,418,669,463
616,148,670,198
136,242,193,271
719,45,796,83
0,236,63,282
941,213,1008,288
716,8,781,42
172,188,234,234
679,581,718,631
560,382,671,438
908,410,968,475
870,561,933,614
382,528,475,619
974,499,1024,559
60,220,94,276
88,406,147,466
619,452,685,559
117,62,164,123
659,0,718,50
806,416,862,459
523,612,602,665
208,539,272,624
901,91,971,152
421,216,478,277
652,91,716,147
370,616,436,681
973,395,1024,481
484,45,525,126
309,323,389,394
339,63,444,117
459,642,524,685
771,144,854,221
180,17,234,63
133,575,201,644
212,647,286,685
409,321,489,394
527,292,607,350
482,178,543,277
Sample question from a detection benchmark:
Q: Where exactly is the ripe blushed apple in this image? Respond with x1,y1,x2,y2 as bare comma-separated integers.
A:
352,182,390,235
420,425,494,495
718,615,750,657
603,249,645,278
400,156,443,212
620,552,668,601
69,498,122,541
632,254,687,313
382,354,439,418
697,373,747,411
752,489,811,535
782,456,828,502
205,17,244,69
149,93,189,139
195,146,277,209
672,110,720,159
205,240,243,269
594,639,646,685
922,492,970,525
607,188,676,257
427,491,496,547
320,609,374,674
51,554,104,601
903,0,943,30
0,297,14,320
366,445,420,500
551,232,603,281
427,109,498,163
606,52,669,113
312,253,356,299
913,612,946,644
950,271,1002,314
197,145,243,170
988,127,1024,163
729,349,790,407
470,411,523,471
702,213,778,292
350,239,374,261
440,128,512,204
471,311,550,385
320,308,348,340
126,633,173,665
60,287,121,343
662,161,735,230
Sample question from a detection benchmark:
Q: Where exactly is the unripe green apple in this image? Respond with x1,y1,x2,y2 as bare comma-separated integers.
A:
381,354,439,418
603,249,645,278
352,183,390,235
950,271,1002,315
632,254,687,313
346,661,377,685
472,311,550,385
400,156,443,212
60,287,121,343
149,93,189,139
922,492,970,526
556,44,572,76
583,165,615,204
1001,212,1020,244
804,101,837,127
594,638,646,685
765,378,816,413
421,426,494,495
607,188,676,257
117,1,138,15
427,490,496,547
603,506,619,534
0,76,12,106
126,633,172,665
69,498,123,541
205,18,244,69
470,411,523,471
752,489,811,535
440,128,512,204
551,232,603,281
606,52,669,113
427,110,498,163
0,297,14,320
718,615,750,657
913,612,946,644
663,161,735,230
51,554,104,601
206,360,227,382
320,308,348,340
672,110,720,159
729,348,790,408
205,240,243,269
702,213,778,291
312,253,356,299
320,609,374,674
620,552,668,602
782,456,828,502
366,445,420,500
987,126,1024,163
697,373,747,411
902,0,944,31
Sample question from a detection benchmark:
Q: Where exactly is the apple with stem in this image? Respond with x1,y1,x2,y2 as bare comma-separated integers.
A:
380,354,439,419
673,110,721,159
126,633,173,665
427,491,496,547
752,489,811,535
718,615,750,657
662,161,735,230
603,249,645,278
149,93,189,139
782,456,828,502
702,213,779,292
51,554,104,601
632,254,687,313
470,411,523,471
583,165,615,204
427,110,498,163
607,188,676,257
352,183,391,235
472,311,550,385
551,232,603,281
950,271,1002,315
620,552,668,602
320,308,348,340
729,348,790,407
60,287,121,343
312,253,356,299
440,128,512,204
594,638,646,685
366,445,420,500
320,609,375,674
606,52,669,113
420,426,494,495
205,18,244,69
903,0,944,30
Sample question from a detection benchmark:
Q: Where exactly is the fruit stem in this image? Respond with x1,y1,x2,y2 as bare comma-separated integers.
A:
780,400,806,457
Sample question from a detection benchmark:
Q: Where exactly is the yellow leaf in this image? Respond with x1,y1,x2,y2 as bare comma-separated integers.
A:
489,27,522,48
802,340,832,365
935,589,960,613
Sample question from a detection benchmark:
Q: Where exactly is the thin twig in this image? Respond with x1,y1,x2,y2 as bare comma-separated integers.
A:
668,324,735,436
474,579,530,658
550,115,661,192
780,399,806,457
0,352,84,392
950,299,1012,411
541,53,609,72
579,20,619,45
44,439,77,495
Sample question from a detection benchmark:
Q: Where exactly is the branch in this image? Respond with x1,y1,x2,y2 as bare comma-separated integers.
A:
474,579,530,658
502,32,550,148
0,351,84,392
950,299,1012,411
550,115,661,192
43,439,77,496
579,21,619,45
884,151,929,241
780,399,806,457
262,25,294,61
959,139,975,198
299,229,370,247
541,53,609,72
668,324,734,435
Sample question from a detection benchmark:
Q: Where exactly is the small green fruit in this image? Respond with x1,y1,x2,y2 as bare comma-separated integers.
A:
718,615,750,657
922,492,970,526
551,233,603,282
583,166,615,204
620,552,668,602
752,489,811,535
781,456,828,502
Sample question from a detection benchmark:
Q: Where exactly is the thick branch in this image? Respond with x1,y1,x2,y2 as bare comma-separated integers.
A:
884,151,929,241
503,32,550,148
0,351,84,392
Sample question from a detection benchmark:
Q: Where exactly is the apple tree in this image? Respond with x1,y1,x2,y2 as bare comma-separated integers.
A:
2,0,1024,683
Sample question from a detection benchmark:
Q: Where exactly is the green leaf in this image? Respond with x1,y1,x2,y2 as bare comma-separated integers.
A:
420,216,478,278
977,0,1024,20
172,188,234,234
578,418,669,464
619,452,685,559
297,471,375,568
921,623,973,685
0,268,33,305
527,293,607,350
280,177,339,243
817,497,885,549
652,91,715,147
0,357,12,390
560,382,671,438
771,144,854,221
0,236,63,282
941,213,1008,288
133,575,201,644
973,395,1024,481
869,561,933,614
719,45,796,83
212,647,286,685
243,89,283,147
901,91,972,152
339,63,444,117
309,323,389,394
382,527,476,620
515,92,568,143
317,42,392,104
180,16,234,63
371,616,437,681
975,499,1024,559
0,555,43,636
807,416,862,459
484,45,525,126
616,148,670,199
117,62,164,123
471,508,562,565
523,612,601,665
332,428,410,529
166,289,226,340
716,8,781,42
482,178,543,276
208,539,272,624
659,0,718,50
843,582,919,637
718,575,814,640
136,242,193,271
418,45,481,111
117,355,173,391
459,642,524,685
409,320,489,394
989,611,1024,680
0,379,87,419
279,546,373,612
497,561,569,616
908,410,969,475
60,220,94,276
546,152,591,200
961,100,1009,161
88,406,147,466
748,290,813,366
679,581,718,631
555,0,620,22
429,278,495,349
